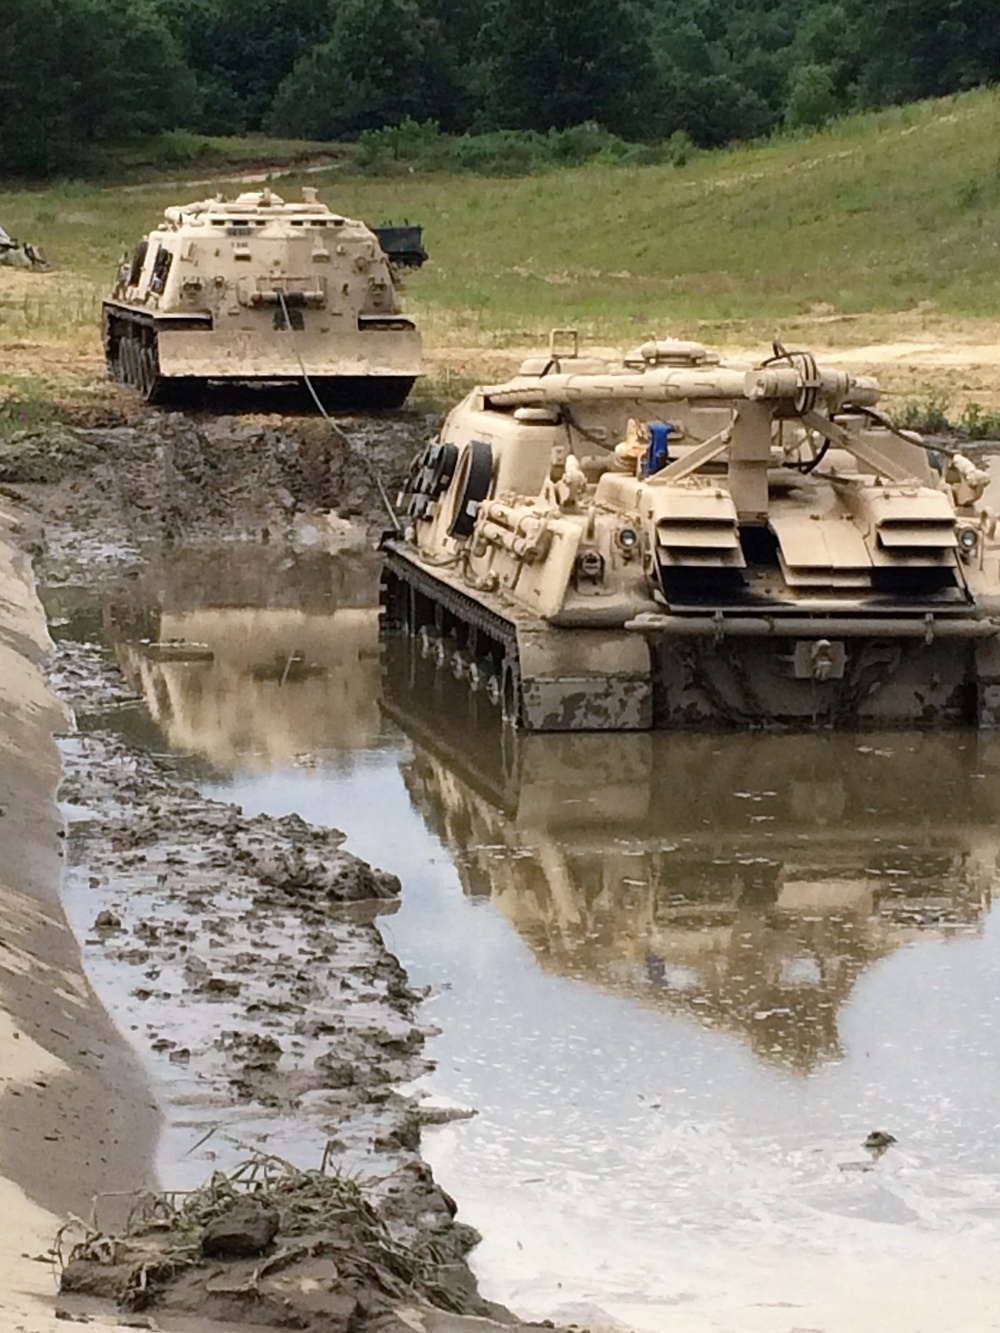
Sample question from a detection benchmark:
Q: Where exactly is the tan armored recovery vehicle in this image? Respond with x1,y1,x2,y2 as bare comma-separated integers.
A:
103,187,424,407
382,332,1000,730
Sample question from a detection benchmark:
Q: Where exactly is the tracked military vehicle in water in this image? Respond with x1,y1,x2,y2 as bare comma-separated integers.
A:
382,332,1000,730
103,188,424,406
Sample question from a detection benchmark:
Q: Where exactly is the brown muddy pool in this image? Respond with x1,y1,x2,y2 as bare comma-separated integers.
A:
51,552,1000,1333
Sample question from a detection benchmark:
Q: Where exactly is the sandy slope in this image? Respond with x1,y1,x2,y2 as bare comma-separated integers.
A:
0,503,158,1330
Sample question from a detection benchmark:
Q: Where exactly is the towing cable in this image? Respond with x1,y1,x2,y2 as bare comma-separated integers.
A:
277,288,401,533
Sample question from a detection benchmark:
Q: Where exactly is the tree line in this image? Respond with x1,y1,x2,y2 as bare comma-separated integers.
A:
2,0,999,175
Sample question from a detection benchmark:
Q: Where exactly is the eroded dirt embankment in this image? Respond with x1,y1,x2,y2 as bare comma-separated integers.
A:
0,409,547,1332
0,501,158,1333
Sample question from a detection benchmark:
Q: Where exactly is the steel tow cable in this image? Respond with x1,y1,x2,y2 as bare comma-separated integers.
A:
277,288,401,532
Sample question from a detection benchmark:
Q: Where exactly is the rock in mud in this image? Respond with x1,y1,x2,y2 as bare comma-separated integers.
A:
61,1160,514,1333
200,1201,280,1257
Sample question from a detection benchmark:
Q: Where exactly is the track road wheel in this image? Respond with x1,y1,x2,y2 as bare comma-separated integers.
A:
501,661,523,727
140,345,166,404
123,335,139,389
108,333,125,383
138,346,154,399
448,440,494,539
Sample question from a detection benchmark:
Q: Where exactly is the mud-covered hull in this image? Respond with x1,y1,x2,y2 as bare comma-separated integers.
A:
382,544,1000,731
652,631,997,728
381,545,652,730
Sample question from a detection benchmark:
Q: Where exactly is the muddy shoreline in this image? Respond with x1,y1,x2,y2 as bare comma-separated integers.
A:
55,709,493,1330
0,406,549,1331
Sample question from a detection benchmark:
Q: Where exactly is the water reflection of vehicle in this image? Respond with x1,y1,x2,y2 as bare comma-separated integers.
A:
384,643,999,1070
117,606,381,771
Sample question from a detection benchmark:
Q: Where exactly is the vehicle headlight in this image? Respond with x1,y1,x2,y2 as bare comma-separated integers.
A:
617,527,639,551
958,525,980,553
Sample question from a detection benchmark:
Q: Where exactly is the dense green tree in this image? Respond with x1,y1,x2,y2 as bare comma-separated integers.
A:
476,0,659,138
784,62,840,128
650,11,778,144
154,0,334,133
269,0,461,138
0,0,194,175
662,71,774,144
6,0,1000,178
849,0,1000,106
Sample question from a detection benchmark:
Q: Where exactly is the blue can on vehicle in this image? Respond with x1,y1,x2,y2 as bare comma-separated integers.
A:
642,421,672,476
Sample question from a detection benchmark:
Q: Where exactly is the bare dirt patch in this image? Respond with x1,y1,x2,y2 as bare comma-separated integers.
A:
421,313,1000,413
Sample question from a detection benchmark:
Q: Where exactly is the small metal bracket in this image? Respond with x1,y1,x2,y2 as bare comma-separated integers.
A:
792,638,846,680
548,327,579,360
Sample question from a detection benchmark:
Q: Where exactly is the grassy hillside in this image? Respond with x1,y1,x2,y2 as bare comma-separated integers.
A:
2,90,1000,392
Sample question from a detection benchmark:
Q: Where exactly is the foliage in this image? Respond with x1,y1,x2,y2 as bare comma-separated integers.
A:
5,0,1000,175
784,64,841,130
850,0,1000,107
898,392,954,436
955,402,1000,441
0,0,195,175
353,119,689,175
153,0,333,134
476,0,658,139
900,392,1000,441
269,0,463,139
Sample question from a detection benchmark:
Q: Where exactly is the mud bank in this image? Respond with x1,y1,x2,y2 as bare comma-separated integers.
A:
5,406,432,591
0,503,158,1333
55,693,495,1331
45,657,521,1331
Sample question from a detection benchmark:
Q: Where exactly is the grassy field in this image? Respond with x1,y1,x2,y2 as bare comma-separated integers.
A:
2,90,1000,415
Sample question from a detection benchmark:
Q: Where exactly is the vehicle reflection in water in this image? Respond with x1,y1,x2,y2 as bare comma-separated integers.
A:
384,645,997,1073
116,605,381,772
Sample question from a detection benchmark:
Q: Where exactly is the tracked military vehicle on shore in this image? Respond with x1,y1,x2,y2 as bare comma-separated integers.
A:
382,332,1000,730
103,188,425,407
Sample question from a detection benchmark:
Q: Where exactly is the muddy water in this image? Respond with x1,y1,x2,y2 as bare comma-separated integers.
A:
59,560,1000,1333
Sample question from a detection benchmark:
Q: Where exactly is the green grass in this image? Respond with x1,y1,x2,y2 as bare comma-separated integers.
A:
3,88,1000,364
0,373,59,434
901,391,1000,439
0,372,104,478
